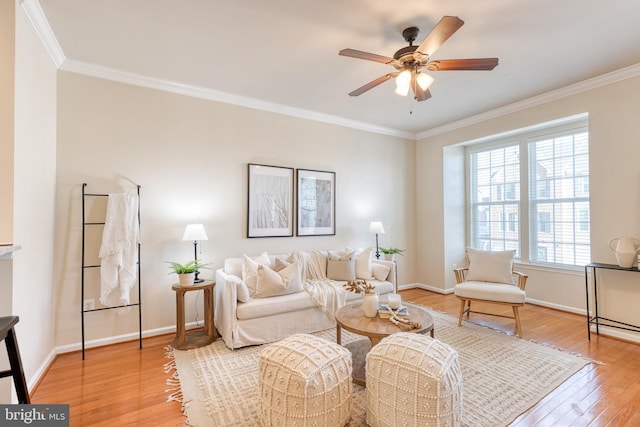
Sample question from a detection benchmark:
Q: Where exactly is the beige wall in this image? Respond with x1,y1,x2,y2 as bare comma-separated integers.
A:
12,1,58,391
53,72,416,348
0,0,14,245
417,74,640,340
0,1,58,402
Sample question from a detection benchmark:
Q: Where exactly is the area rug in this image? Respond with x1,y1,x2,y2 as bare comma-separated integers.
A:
165,309,593,427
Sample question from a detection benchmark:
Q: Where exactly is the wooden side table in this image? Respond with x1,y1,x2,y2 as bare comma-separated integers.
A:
172,281,218,350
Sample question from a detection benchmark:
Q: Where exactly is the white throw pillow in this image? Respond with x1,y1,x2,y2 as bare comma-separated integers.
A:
272,257,291,272
353,247,374,280
242,252,271,296
254,261,303,298
372,263,391,281
326,249,356,281
327,259,356,281
227,274,250,303
466,247,516,284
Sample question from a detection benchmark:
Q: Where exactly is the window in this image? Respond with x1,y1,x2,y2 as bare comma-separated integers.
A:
469,144,520,252
467,116,590,267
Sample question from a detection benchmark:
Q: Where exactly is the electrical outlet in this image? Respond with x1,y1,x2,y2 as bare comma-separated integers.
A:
83,298,95,311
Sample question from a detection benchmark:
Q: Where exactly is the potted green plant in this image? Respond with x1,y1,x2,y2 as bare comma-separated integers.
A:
167,260,208,286
379,247,404,261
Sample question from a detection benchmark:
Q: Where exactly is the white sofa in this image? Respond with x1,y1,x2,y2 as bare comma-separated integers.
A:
214,249,396,349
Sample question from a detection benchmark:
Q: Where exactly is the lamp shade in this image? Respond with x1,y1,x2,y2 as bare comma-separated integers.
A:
369,222,385,234
182,224,208,241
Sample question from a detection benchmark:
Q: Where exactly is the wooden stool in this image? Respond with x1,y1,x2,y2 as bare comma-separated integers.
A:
0,316,30,404
171,281,217,350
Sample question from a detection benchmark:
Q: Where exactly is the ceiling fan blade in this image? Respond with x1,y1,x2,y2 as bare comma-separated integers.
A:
348,73,397,96
339,48,394,64
412,82,432,102
414,16,464,62
426,58,499,71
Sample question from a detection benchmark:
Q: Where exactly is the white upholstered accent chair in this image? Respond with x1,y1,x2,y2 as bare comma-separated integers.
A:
453,248,528,338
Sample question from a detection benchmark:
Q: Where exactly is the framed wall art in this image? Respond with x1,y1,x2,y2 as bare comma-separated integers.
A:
296,169,336,236
247,164,294,238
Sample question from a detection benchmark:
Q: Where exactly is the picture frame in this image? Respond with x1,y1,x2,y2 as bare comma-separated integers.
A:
247,164,294,238
296,169,336,236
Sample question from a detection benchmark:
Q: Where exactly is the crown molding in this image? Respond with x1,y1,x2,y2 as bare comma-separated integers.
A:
417,63,640,140
19,0,65,67
59,59,414,140
20,0,640,141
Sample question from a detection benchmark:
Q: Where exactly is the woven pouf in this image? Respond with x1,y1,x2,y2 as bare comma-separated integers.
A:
366,332,463,427
259,333,353,427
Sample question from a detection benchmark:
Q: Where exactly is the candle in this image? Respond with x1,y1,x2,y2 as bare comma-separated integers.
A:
388,293,401,309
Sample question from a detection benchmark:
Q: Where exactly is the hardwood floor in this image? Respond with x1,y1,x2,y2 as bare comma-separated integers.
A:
31,289,640,426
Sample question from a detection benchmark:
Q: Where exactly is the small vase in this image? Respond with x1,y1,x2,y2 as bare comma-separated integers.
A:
362,292,379,318
178,273,195,286
384,254,395,262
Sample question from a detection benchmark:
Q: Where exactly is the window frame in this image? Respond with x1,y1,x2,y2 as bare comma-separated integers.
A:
465,115,590,268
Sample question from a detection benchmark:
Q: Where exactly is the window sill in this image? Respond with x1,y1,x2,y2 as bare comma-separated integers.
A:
514,262,583,276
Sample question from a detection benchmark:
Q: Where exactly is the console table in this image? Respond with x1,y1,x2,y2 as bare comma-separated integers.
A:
584,262,640,340
172,281,217,350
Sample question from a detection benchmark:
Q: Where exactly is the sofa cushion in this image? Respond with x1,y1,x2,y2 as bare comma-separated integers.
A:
272,257,291,272
327,249,356,281
225,273,251,303
237,291,319,320
236,279,393,320
354,247,374,280
372,263,391,281
454,280,525,304
254,261,303,298
242,252,272,296
466,247,516,284
224,258,243,278
327,259,356,281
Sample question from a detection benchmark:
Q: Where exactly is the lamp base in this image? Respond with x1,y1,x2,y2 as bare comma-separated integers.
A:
194,270,204,283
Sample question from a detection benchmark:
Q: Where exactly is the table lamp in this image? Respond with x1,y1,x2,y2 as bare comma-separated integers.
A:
369,221,385,259
182,224,208,283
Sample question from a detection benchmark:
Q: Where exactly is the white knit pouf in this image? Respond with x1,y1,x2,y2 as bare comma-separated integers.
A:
259,333,353,427
365,332,463,427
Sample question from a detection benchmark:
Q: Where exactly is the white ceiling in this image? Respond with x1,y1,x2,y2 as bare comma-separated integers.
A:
31,0,640,137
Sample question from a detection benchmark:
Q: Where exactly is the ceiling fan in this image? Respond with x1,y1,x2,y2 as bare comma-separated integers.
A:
339,16,498,102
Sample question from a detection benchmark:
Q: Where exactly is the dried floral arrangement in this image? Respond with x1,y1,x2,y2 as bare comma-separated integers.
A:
388,310,422,330
343,279,376,294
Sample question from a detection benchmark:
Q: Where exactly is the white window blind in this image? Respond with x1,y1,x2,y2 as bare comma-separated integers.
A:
469,144,520,254
528,128,590,265
467,116,590,267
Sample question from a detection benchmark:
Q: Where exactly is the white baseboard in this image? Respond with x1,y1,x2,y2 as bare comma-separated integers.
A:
398,282,454,294
524,297,587,316
30,321,200,390
27,348,56,392
589,325,640,343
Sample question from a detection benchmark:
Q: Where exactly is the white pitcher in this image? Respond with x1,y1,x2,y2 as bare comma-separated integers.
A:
608,237,640,268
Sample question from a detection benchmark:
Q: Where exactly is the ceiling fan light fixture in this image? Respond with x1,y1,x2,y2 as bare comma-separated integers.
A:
416,72,434,90
395,70,412,96
394,84,410,96
396,70,411,86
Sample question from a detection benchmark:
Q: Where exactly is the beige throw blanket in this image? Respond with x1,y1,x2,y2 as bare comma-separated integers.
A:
291,251,347,319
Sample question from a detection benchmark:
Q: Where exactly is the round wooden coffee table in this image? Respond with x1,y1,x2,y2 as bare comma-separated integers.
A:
335,301,434,386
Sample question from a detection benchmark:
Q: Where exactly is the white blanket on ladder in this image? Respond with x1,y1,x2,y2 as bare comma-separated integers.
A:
99,193,140,313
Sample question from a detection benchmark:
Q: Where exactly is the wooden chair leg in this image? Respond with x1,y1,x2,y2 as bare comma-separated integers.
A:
513,306,522,338
458,300,466,327
465,300,471,319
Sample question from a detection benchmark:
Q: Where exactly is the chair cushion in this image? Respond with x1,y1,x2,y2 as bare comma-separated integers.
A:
466,247,516,284
454,280,526,304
